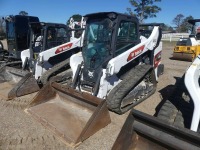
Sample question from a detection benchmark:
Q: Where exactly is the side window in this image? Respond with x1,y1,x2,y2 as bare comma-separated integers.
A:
57,28,68,42
7,22,15,40
117,21,137,40
47,27,56,41
46,27,68,49
115,21,138,56
129,23,137,40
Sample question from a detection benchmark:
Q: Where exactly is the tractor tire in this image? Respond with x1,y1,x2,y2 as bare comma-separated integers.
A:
157,76,194,130
107,64,156,115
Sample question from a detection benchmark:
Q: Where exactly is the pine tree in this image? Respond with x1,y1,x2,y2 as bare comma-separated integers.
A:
127,0,161,23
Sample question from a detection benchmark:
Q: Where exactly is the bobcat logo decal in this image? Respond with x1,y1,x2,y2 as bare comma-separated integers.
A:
88,70,94,78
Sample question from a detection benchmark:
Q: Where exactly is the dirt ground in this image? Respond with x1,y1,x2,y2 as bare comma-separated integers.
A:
0,41,191,150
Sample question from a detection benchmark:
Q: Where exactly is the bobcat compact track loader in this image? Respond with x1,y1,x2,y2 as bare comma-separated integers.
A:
25,12,163,147
173,19,200,61
68,12,163,114
0,18,85,100
112,55,200,150
0,15,39,62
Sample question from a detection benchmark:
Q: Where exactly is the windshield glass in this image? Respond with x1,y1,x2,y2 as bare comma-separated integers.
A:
82,18,112,69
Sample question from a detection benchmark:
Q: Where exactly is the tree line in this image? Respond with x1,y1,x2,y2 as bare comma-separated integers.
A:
67,0,196,33
172,14,194,32
0,2,197,39
126,0,195,33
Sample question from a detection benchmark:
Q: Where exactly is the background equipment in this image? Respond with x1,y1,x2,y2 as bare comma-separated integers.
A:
173,19,200,61
0,15,39,62
0,18,85,100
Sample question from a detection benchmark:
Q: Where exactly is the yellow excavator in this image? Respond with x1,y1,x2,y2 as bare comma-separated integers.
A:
173,19,200,61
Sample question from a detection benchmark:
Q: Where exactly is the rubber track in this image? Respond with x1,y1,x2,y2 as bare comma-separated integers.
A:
157,76,194,129
107,64,155,114
39,59,70,85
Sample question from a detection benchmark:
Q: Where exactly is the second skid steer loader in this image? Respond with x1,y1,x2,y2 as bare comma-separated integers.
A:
112,55,200,150
25,12,163,147
0,18,85,100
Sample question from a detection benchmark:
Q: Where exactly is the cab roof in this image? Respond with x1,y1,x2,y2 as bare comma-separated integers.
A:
84,12,138,21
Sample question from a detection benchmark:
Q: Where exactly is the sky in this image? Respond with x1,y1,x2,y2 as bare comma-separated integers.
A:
0,0,199,27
